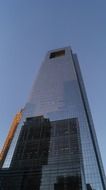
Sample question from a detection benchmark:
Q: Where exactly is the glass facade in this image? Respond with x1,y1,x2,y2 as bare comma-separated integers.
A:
2,47,106,189
0,116,86,189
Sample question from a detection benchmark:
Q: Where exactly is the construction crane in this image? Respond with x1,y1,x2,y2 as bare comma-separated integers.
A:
0,110,22,166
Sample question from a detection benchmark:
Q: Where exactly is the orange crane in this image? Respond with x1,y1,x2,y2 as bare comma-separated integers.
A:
0,111,22,165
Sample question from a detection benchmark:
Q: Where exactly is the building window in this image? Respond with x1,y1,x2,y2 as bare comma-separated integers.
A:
50,50,65,59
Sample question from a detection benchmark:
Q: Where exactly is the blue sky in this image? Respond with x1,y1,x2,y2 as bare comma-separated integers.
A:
0,0,106,172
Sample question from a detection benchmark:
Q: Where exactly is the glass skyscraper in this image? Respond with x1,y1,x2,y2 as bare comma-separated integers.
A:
1,47,106,189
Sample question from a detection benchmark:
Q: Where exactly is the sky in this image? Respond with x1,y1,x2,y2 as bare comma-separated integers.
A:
0,0,106,172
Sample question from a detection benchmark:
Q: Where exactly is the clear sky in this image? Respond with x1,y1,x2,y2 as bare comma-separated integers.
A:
0,0,106,172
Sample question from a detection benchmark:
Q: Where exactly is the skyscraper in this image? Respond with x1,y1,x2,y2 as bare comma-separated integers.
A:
1,47,106,189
